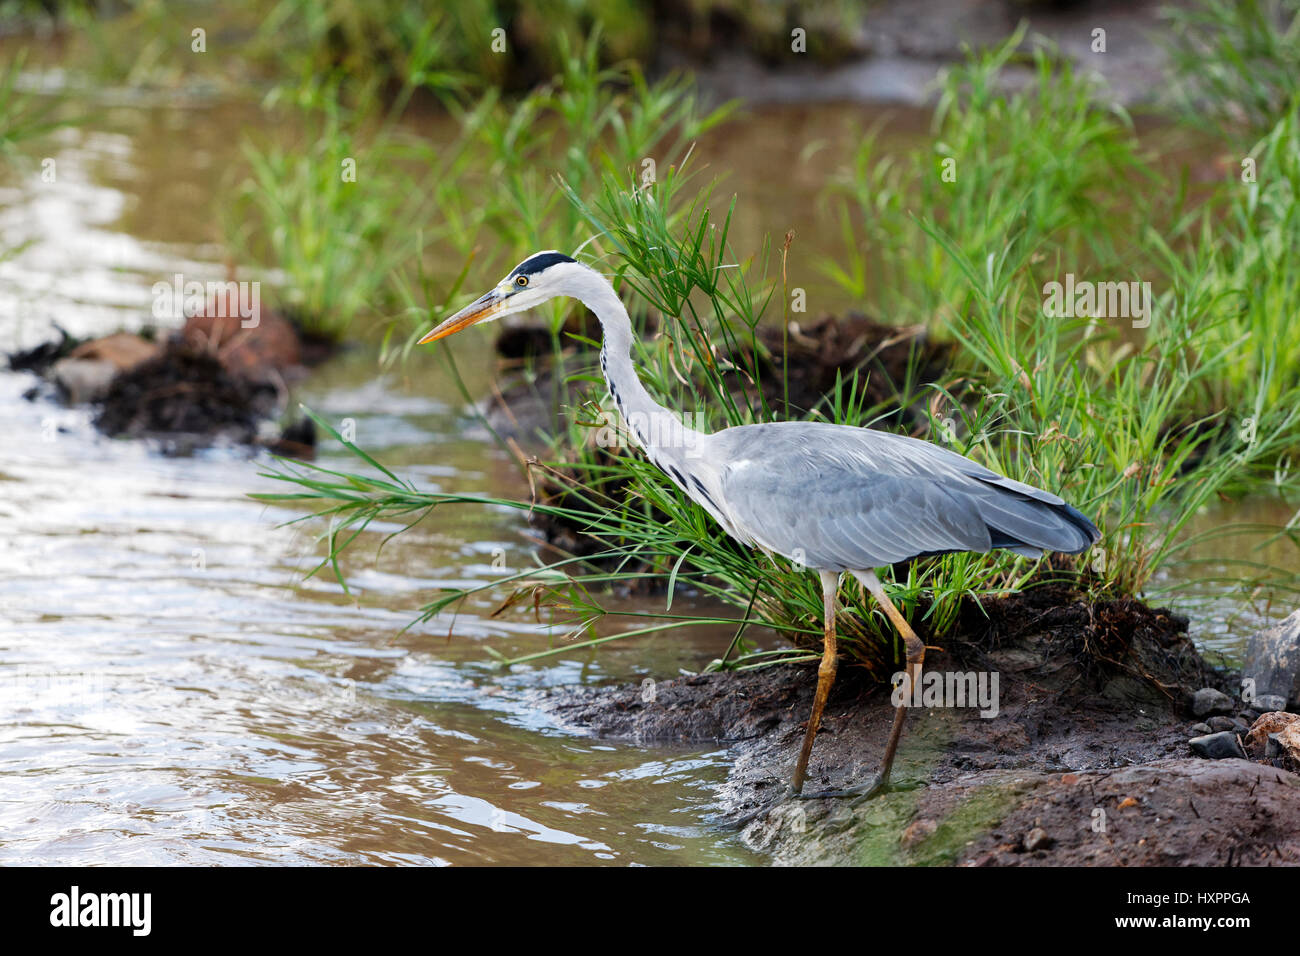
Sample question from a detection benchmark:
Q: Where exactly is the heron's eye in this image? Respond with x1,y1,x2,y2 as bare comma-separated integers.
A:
515,275,528,287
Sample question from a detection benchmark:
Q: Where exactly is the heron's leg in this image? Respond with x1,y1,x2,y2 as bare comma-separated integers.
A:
853,569,925,788
790,570,842,794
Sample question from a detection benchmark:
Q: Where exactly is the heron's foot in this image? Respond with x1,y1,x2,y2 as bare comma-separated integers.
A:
790,772,890,801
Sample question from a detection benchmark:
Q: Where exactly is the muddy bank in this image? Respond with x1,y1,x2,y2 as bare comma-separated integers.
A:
7,307,324,457
538,589,1300,865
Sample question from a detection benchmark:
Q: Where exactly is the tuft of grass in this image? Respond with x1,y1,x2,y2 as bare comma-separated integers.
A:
224,28,733,346
1150,108,1300,414
823,25,1151,331
222,80,423,340
1162,0,1300,136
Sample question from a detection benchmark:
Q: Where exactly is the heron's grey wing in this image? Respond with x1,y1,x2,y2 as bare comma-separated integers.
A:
709,422,1098,571
719,459,993,570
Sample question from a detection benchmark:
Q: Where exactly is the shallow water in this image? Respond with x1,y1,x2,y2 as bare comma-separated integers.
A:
0,74,806,865
0,52,1292,866
0,354,791,864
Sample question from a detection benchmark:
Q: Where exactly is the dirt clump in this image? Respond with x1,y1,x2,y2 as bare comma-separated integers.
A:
9,299,326,455
94,339,275,449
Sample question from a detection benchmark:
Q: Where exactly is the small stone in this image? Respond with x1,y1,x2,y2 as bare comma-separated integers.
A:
1243,609,1300,709
1023,827,1053,852
51,357,120,404
1266,734,1282,758
1207,715,1237,733
1240,709,1260,723
1189,722,1211,735
1189,731,1246,760
1232,718,1251,735
900,818,937,849
1244,711,1300,756
1278,723,1300,762
1191,688,1234,717
1254,694,1288,713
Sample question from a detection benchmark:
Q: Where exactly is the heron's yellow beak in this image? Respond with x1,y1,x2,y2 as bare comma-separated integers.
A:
418,288,507,344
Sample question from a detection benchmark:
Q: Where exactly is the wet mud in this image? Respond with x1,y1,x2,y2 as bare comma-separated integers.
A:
538,588,1300,865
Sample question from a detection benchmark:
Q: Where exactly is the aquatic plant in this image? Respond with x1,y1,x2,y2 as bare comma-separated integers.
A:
224,81,422,340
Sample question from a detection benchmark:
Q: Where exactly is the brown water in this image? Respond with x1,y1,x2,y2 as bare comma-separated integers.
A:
0,55,1292,866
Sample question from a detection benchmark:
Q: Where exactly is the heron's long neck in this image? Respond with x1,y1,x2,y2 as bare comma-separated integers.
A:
570,272,704,466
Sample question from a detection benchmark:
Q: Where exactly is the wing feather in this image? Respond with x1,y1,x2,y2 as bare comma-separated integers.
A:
709,421,1099,572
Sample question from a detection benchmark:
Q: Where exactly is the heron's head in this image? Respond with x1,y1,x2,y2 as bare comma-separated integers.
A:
418,250,585,344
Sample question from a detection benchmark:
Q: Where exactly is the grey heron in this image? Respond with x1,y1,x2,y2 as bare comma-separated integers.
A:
420,251,1101,795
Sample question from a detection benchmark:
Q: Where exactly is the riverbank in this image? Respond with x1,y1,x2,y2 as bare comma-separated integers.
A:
538,587,1300,865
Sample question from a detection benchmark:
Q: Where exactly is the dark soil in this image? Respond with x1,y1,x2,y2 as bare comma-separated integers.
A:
94,340,276,449
538,588,1300,865
743,313,953,428
958,760,1300,866
6,325,82,375
9,304,329,456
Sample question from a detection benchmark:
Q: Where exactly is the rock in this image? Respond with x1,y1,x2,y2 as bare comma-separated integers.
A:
1023,827,1053,852
1254,694,1289,714
1189,731,1246,760
1191,687,1234,717
1279,723,1300,762
1243,609,1300,709
50,357,119,404
1244,711,1300,756
1189,722,1211,735
1239,709,1260,724
68,332,159,370
900,818,937,849
1267,734,1283,759
1207,715,1237,733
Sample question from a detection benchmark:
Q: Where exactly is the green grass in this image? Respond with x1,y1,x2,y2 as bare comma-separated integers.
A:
1150,109,1300,414
0,49,71,164
25,0,865,100
220,28,731,342
223,82,422,339
1162,0,1300,136
822,25,1153,332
